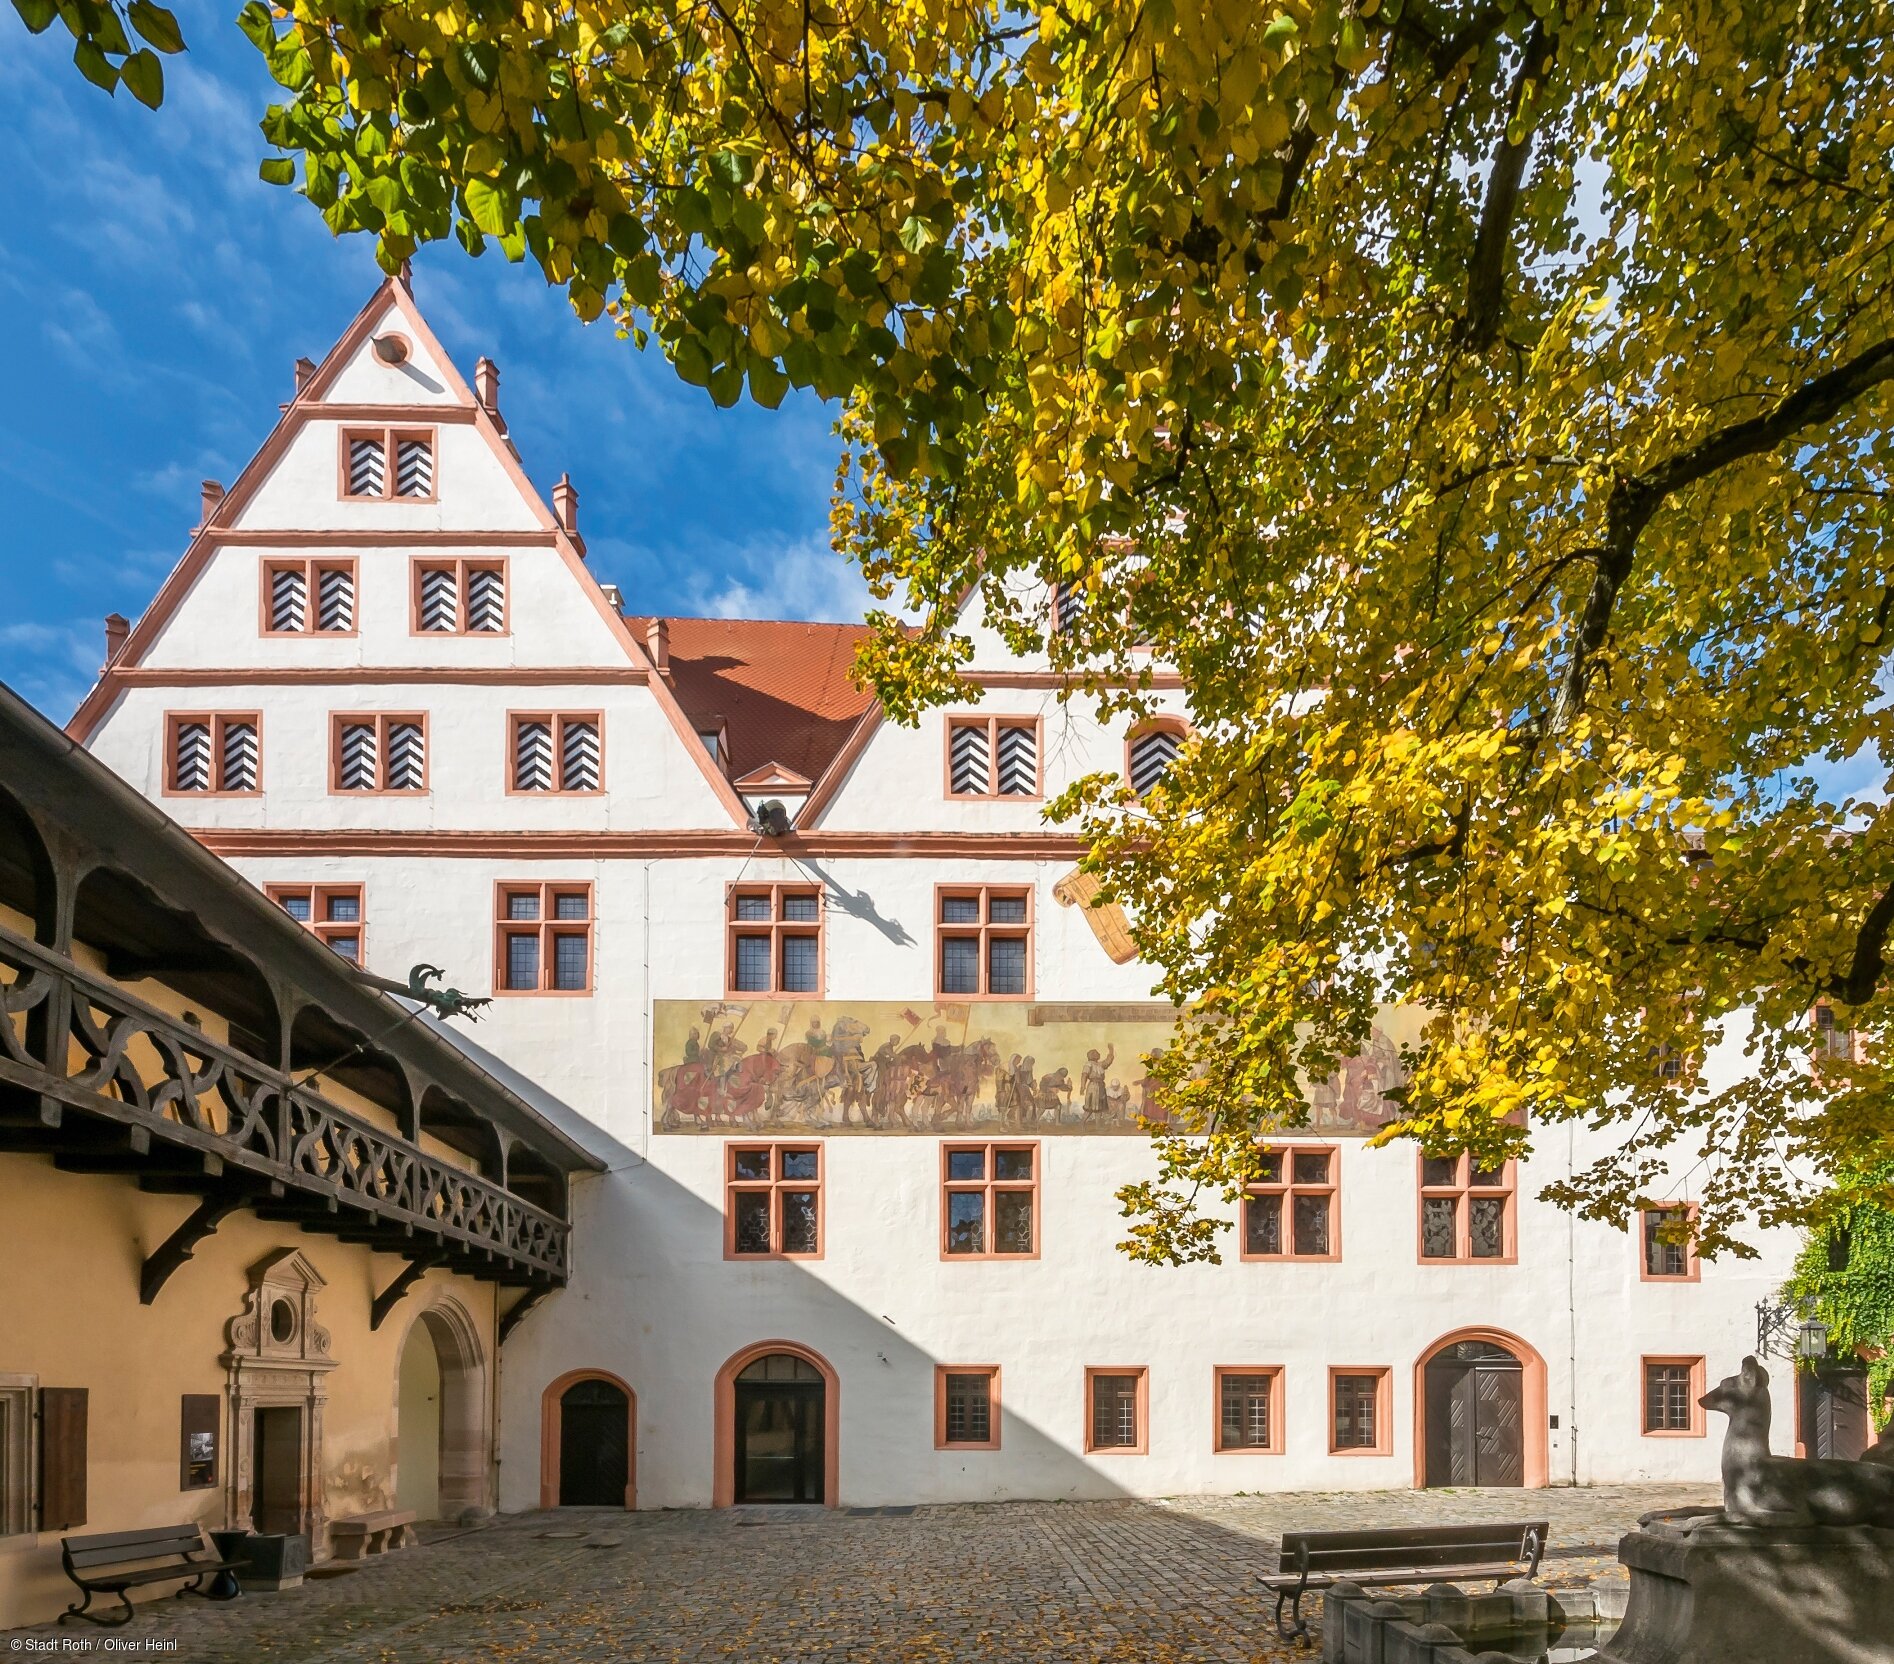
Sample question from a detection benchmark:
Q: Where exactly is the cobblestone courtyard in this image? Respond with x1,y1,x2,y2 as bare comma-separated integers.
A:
6,1485,1712,1664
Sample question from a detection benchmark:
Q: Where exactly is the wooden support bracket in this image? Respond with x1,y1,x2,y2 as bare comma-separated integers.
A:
140,1192,248,1305
498,1284,552,1346
369,1254,444,1331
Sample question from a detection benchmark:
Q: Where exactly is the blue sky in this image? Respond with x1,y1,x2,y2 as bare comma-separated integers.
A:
0,6,864,725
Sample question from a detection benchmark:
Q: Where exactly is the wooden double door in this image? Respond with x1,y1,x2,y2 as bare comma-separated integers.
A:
1423,1341,1525,1488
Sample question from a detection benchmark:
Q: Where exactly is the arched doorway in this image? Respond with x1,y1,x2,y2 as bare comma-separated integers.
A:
1414,1328,1548,1489
538,1371,635,1509
395,1325,441,1518
395,1300,490,1523
713,1342,840,1508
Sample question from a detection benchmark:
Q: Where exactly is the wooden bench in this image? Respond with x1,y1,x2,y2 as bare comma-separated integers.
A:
60,1524,247,1627
1260,1519,1547,1644
328,1508,418,1560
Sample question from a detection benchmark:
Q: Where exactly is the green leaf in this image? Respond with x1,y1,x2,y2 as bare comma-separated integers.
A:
1263,14,1299,50
11,0,58,35
671,188,713,235
119,47,162,108
72,40,118,93
126,0,183,53
707,361,744,407
670,335,713,387
897,214,939,254
463,177,510,236
747,356,788,409
235,0,275,51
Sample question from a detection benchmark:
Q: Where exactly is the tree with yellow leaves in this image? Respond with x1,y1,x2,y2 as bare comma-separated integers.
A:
53,0,1894,1257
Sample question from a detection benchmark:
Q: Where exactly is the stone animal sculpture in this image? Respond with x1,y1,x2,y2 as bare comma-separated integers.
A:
1701,1355,1894,1526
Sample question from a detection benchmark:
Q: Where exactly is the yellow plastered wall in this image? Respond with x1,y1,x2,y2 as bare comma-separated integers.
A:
0,1154,498,1629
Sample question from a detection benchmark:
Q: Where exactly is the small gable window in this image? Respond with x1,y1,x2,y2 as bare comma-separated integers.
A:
264,559,356,634
331,714,428,794
947,716,1040,799
413,559,507,634
1127,723,1184,796
166,713,260,795
342,428,434,501
510,714,602,793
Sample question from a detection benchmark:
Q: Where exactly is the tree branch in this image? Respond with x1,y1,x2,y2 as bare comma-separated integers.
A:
1552,336,1894,729
1828,876,1894,1006
1462,19,1555,350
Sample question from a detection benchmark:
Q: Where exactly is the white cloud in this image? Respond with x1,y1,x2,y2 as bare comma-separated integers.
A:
0,619,103,725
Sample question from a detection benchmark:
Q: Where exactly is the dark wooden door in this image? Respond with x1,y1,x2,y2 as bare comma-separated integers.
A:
1424,1344,1523,1487
253,1406,304,1534
1799,1367,1870,1460
559,1380,629,1506
735,1381,824,1503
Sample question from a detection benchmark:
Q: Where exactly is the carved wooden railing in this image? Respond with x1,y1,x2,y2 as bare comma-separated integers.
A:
0,921,569,1282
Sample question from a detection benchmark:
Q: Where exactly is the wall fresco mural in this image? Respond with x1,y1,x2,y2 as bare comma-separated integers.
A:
652,999,1426,1135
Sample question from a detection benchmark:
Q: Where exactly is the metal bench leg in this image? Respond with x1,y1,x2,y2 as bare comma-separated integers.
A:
63,1586,135,1627
1275,1588,1312,1647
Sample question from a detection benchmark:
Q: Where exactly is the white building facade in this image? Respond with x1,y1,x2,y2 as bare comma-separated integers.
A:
75,276,1797,1515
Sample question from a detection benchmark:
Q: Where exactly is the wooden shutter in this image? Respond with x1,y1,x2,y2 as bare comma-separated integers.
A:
39,1387,87,1529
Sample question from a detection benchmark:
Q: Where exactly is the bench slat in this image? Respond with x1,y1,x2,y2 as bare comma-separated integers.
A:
1282,1520,1548,1554
1260,1559,1521,1591
66,1542,207,1570
63,1526,209,1556
76,1560,240,1591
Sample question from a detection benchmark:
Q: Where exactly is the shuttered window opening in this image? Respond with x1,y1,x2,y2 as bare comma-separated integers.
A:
270,565,307,632
346,434,386,497
168,714,261,794
414,559,507,633
395,436,433,497
1128,726,1182,795
947,717,1039,799
511,714,602,793
467,565,506,632
343,427,434,500
266,560,356,633
0,1379,33,1538
333,714,427,793
1054,583,1087,633
948,720,989,795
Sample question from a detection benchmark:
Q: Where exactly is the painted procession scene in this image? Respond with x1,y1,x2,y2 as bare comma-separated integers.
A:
654,999,1425,1135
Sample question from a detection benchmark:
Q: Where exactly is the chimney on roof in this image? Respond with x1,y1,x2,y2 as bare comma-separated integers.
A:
294,355,317,394
475,356,500,416
198,480,224,528
103,613,129,669
647,616,670,674
553,473,579,536
599,582,624,613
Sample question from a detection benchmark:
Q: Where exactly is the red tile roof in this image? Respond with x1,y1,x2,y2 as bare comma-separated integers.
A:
627,616,876,786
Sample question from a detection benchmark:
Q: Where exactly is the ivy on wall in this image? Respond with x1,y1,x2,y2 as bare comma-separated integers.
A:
1783,1165,1894,1431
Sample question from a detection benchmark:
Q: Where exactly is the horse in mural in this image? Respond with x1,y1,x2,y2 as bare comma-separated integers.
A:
657,1048,782,1129
766,1016,874,1125
900,1036,1001,1129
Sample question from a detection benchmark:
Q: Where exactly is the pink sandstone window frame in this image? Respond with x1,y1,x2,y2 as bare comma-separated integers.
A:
1641,1355,1707,1437
1416,1153,1519,1265
162,711,262,797
943,714,1044,802
934,1366,1002,1451
1240,1144,1342,1263
940,1140,1041,1260
1638,1203,1701,1282
491,880,595,997
1083,1366,1149,1456
725,883,826,999
328,712,430,796
934,884,1035,1000
1214,1366,1286,1455
723,1142,825,1261
259,557,359,638
505,711,606,796
410,557,510,636
265,882,366,962
1328,1366,1394,1456
338,425,439,503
